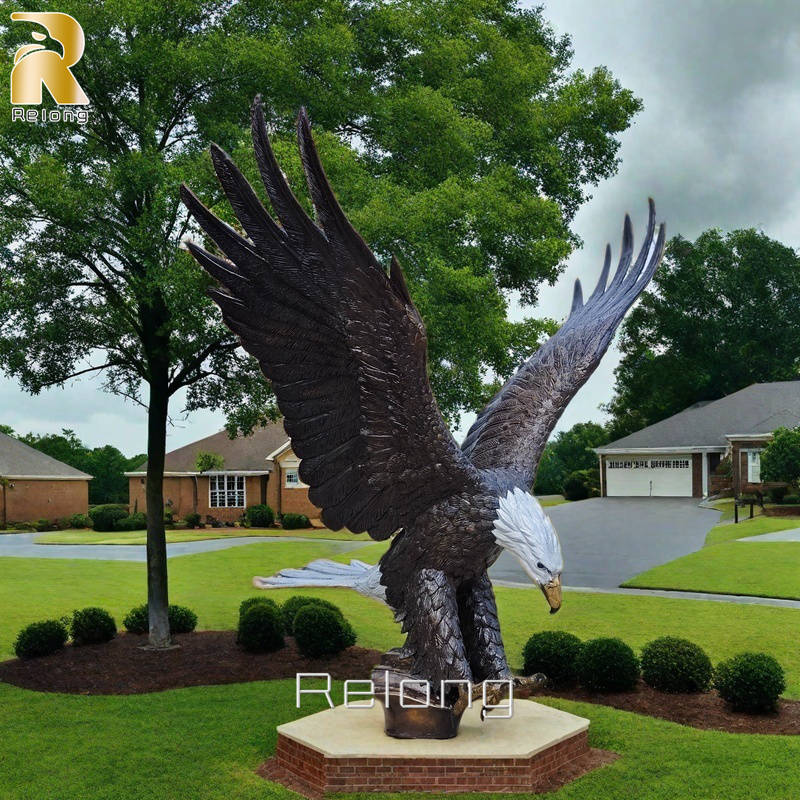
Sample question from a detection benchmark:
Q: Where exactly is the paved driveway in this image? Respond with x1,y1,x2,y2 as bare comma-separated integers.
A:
489,498,719,589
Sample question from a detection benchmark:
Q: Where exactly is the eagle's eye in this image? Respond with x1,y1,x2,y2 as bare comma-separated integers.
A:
536,561,545,570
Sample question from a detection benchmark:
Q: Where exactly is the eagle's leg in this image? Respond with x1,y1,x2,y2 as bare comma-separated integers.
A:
457,571,511,682
403,568,473,688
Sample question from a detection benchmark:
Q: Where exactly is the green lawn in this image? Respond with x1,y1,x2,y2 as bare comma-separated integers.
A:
536,494,568,507
33,527,367,544
624,514,800,600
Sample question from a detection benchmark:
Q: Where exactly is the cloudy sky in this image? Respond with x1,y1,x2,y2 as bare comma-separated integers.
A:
2,0,800,456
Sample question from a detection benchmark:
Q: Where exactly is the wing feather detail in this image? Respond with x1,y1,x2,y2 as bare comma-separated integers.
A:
461,200,665,485
181,98,480,539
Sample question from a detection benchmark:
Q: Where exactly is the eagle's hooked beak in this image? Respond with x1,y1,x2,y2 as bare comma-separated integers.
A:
541,576,562,614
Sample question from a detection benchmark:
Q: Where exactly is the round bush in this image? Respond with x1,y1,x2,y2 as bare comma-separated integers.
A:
281,596,344,635
70,607,117,646
237,603,285,653
183,512,201,528
522,631,582,686
281,512,310,530
114,512,146,531
293,604,356,658
14,619,68,659
576,637,640,692
239,596,280,621
714,652,786,711
123,604,149,634
168,605,198,634
68,512,92,529
245,504,275,528
641,636,712,693
89,504,129,532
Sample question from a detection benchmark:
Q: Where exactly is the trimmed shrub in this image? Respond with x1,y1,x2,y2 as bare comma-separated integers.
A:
640,636,712,693
34,518,53,532
183,512,201,528
783,494,800,505
239,596,280,621
69,512,92,529
714,652,786,711
123,603,198,634
245,504,275,528
123,604,149,634
522,631,582,686
767,486,788,504
282,512,310,530
576,637,640,692
9,521,35,531
281,595,344,635
90,504,129,532
237,603,285,652
14,619,68,659
168,605,198,634
114,512,147,531
293,604,356,658
70,607,117,646
563,469,600,501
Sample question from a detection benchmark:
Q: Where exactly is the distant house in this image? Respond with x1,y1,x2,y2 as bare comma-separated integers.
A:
595,382,800,498
0,432,91,526
125,421,320,524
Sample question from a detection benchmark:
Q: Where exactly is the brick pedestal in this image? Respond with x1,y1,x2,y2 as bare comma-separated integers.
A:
267,701,591,796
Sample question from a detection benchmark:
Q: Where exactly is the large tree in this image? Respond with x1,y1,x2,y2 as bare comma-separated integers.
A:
605,229,800,440
533,421,609,494
0,0,640,646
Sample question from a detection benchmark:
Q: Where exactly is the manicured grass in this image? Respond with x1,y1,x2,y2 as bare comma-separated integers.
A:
536,494,568,507
704,515,800,546
1,680,800,800
33,527,367,544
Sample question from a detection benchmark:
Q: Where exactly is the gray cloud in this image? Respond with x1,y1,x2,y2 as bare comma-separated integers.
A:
3,1,800,450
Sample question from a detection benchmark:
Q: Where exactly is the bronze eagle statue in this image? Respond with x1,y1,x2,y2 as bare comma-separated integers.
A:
180,98,665,692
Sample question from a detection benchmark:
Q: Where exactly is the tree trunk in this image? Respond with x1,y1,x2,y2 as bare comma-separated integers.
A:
145,374,171,648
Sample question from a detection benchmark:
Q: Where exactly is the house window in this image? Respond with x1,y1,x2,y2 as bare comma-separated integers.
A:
747,451,761,483
209,474,245,508
285,468,300,488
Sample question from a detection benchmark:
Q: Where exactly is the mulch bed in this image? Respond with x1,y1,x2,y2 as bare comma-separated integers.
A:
534,680,800,735
1,635,797,735
0,631,382,695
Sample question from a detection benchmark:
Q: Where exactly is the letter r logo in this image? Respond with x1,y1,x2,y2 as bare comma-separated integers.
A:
10,12,89,105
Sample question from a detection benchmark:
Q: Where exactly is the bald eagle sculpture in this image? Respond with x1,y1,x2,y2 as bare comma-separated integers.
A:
180,98,665,691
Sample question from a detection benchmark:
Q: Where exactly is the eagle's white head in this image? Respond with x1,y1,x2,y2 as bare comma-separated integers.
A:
492,487,563,613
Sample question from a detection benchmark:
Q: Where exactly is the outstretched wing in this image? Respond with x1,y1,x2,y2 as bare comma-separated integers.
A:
461,201,665,486
180,99,481,539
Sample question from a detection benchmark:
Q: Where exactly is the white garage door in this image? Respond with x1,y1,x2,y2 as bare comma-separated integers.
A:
605,455,693,497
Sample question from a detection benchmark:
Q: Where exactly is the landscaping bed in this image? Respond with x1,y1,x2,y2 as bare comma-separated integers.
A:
536,680,800,735
0,631,382,695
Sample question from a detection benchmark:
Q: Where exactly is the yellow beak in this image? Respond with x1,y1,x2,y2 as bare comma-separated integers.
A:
541,576,562,614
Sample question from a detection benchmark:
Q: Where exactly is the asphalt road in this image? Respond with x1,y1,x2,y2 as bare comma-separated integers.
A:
489,497,720,589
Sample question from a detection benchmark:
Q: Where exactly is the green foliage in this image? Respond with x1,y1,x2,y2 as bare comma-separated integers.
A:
281,513,310,530
237,603,285,653
122,604,149,635
714,652,786,711
69,607,117,646
522,630,582,686
195,451,224,473
576,637,640,692
89,504,129,532
68,513,92,529
640,637,712,693
767,486,788,504
33,519,53,532
168,605,198,634
114,512,147,531
534,422,608,494
293,604,357,658
563,468,600,501
238,596,280,621
605,229,800,439
281,596,345,636
14,619,68,659
761,427,800,487
245,504,275,528
183,512,202,528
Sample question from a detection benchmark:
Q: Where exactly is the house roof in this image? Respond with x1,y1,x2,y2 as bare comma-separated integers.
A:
129,421,290,475
597,381,800,452
0,433,92,479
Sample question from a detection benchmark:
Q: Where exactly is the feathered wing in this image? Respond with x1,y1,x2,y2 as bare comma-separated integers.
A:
180,98,481,539
461,201,666,486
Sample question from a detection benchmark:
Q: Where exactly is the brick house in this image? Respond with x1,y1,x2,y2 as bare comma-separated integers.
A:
594,382,800,498
126,421,320,524
0,432,91,526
